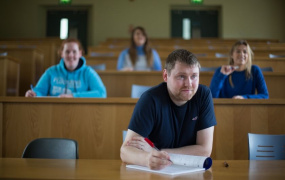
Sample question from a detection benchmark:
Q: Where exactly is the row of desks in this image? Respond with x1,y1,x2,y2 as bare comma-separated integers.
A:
1,97,284,160
0,42,284,97
0,38,62,69
0,38,62,96
102,37,280,43
88,47,285,58
1,60,284,98
98,38,283,50
1,50,285,97
1,158,284,180
95,42,285,51
0,56,20,96
86,56,285,72
0,49,44,96
98,71,285,98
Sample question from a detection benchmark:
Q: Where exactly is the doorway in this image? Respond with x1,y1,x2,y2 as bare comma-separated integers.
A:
46,9,88,53
171,8,219,39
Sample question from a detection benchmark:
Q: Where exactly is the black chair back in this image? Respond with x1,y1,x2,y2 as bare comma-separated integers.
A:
22,138,79,159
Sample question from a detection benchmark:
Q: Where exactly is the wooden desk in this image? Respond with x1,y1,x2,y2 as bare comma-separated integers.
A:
0,48,44,96
86,56,118,70
98,71,285,98
1,97,285,160
102,37,280,46
87,48,285,61
0,158,284,180
0,56,20,96
95,41,285,51
0,38,62,70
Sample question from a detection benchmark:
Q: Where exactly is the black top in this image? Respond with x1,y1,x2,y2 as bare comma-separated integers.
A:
128,82,217,149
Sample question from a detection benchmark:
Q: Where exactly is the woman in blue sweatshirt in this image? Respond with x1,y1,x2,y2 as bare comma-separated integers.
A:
209,40,269,99
117,26,162,71
25,38,107,98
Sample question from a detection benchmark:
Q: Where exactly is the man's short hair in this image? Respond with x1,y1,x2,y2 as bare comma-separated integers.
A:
164,49,201,74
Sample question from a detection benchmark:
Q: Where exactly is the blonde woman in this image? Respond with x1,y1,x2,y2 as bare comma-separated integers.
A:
210,40,268,99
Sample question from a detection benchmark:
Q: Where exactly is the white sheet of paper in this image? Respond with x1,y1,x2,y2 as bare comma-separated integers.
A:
126,164,204,176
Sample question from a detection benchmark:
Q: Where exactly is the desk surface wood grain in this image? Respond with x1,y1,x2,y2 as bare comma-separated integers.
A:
0,158,285,180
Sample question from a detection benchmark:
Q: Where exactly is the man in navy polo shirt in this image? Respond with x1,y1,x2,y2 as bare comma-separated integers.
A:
121,49,217,170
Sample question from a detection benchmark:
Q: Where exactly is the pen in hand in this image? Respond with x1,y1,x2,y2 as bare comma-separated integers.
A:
26,84,36,97
144,138,160,151
144,138,172,164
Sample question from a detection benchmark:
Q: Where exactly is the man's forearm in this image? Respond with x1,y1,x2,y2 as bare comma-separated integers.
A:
162,144,212,157
163,127,214,157
120,145,149,166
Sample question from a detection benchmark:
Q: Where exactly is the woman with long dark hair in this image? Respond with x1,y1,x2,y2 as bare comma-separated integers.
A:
117,26,162,71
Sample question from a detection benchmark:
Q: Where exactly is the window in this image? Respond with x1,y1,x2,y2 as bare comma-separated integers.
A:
182,18,191,39
60,18,68,39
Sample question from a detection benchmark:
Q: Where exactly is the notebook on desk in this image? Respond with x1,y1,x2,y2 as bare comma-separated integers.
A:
126,154,212,176
126,164,205,175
